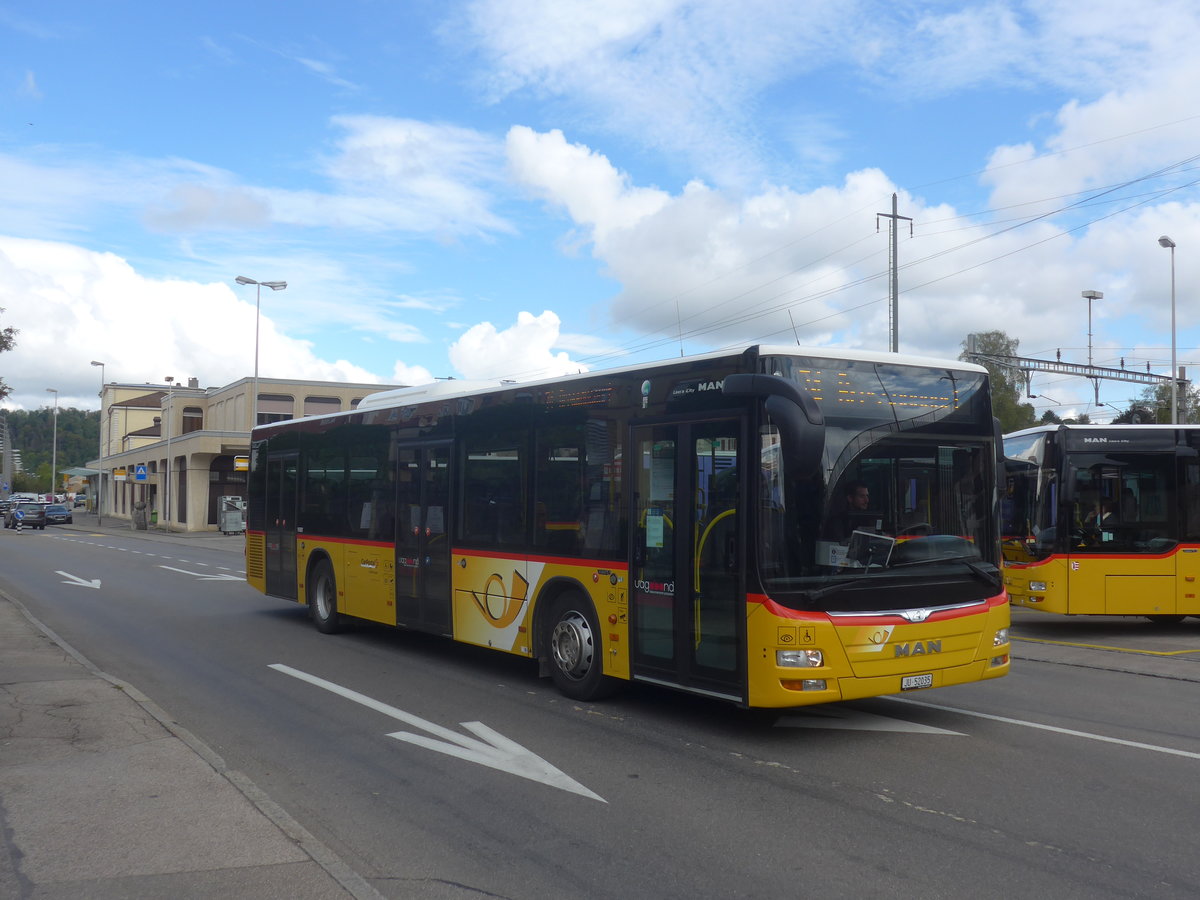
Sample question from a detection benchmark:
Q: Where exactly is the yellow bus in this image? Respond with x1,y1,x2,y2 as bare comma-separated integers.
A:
1003,423,1200,622
246,345,1009,708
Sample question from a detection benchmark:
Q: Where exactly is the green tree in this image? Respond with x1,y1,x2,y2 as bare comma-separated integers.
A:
960,330,1037,433
1111,404,1157,424
1115,380,1200,424
4,408,100,492
0,307,17,401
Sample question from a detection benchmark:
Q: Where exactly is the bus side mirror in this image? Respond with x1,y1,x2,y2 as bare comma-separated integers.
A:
723,374,824,480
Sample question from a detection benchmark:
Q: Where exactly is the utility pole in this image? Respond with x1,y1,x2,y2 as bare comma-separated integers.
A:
877,193,912,353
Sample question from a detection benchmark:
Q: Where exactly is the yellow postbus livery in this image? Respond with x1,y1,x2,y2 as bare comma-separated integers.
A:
1003,423,1200,622
247,345,1010,708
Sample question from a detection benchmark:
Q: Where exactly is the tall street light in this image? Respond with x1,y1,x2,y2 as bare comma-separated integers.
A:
163,376,174,530
234,275,287,429
90,360,105,524
1159,236,1178,424
45,388,58,501
1081,290,1103,367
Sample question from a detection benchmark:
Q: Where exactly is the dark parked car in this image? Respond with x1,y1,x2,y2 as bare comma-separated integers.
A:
44,504,73,525
5,502,47,529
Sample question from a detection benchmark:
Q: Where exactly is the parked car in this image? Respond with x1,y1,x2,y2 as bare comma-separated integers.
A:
5,501,47,529
44,504,73,525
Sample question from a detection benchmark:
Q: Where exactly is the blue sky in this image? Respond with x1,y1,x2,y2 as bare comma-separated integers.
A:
3,0,1200,422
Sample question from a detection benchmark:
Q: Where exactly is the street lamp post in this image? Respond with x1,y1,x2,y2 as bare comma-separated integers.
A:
90,360,104,524
1158,236,1178,424
234,276,288,429
1082,290,1104,406
1081,290,1103,367
45,388,58,501
164,376,174,530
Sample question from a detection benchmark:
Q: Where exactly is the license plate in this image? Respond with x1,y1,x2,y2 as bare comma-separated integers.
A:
901,673,933,691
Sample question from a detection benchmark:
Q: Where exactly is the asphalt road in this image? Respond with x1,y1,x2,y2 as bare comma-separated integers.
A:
3,524,1199,898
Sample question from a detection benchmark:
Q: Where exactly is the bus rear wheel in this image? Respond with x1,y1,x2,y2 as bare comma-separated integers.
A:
1146,614,1185,624
309,559,342,634
545,594,617,701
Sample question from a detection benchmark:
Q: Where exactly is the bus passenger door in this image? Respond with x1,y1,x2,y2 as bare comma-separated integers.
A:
631,420,744,700
395,442,452,634
265,452,299,600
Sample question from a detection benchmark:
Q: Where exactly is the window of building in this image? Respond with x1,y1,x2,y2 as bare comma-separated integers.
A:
182,407,203,434
257,394,294,426
303,396,341,417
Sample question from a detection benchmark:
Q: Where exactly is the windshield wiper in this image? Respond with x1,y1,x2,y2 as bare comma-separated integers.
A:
803,569,891,602
961,557,1002,588
892,553,1000,585
803,556,1000,602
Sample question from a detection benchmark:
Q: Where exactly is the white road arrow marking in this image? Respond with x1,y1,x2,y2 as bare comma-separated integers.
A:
270,663,605,802
777,707,964,735
56,571,102,589
159,565,243,581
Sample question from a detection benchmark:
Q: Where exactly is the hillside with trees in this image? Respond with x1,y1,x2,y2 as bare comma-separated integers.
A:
3,408,100,493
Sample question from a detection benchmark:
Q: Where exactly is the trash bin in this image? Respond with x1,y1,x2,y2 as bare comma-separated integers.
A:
219,496,246,535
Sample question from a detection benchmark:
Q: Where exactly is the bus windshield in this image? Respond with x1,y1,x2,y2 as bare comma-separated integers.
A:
1003,426,1181,562
755,358,1000,613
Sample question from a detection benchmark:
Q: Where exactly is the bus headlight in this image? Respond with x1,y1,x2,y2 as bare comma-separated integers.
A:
1029,581,1047,592
777,649,823,668
993,627,1009,647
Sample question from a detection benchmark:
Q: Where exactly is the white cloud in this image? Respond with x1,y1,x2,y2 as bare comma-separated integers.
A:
503,122,1200,418
982,76,1200,214
320,116,512,237
897,0,1200,97
0,115,513,244
0,236,392,411
20,70,42,100
507,126,669,243
462,0,860,186
144,184,272,232
391,361,436,385
461,1,1200,191
447,310,586,380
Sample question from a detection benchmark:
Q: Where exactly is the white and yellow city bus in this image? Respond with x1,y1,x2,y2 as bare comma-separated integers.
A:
1003,423,1200,622
247,345,1009,708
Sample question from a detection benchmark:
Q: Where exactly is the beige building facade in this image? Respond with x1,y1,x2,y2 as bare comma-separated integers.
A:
88,375,402,532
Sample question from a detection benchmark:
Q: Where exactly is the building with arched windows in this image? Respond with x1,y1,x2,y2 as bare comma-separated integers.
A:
88,375,403,532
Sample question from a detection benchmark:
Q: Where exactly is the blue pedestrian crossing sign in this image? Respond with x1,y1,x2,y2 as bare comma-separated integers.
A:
134,464,148,482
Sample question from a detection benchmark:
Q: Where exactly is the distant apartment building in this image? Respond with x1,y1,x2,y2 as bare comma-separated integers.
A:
90,375,403,532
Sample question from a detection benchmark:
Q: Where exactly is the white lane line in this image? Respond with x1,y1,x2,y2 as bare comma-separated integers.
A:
888,696,1200,761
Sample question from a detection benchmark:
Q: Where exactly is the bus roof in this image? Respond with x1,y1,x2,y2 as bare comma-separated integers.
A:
1005,422,1200,440
353,343,988,414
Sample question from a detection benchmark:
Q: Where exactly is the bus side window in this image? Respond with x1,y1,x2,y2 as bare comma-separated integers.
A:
461,433,527,547
1185,461,1200,541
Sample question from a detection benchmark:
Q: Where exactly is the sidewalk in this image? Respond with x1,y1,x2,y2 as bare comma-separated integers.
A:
0,519,379,898
64,509,248,551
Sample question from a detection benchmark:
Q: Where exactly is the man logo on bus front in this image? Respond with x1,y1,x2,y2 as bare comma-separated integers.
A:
900,609,933,623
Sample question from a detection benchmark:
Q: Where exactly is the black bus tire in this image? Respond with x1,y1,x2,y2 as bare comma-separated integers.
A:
309,559,342,634
1146,614,1185,625
545,592,618,701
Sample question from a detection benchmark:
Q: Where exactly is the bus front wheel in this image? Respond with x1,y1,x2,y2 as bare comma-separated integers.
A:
545,594,617,701
309,559,342,634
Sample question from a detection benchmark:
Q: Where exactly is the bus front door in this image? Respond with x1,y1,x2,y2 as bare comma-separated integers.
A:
395,442,452,634
631,420,744,701
264,453,298,600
